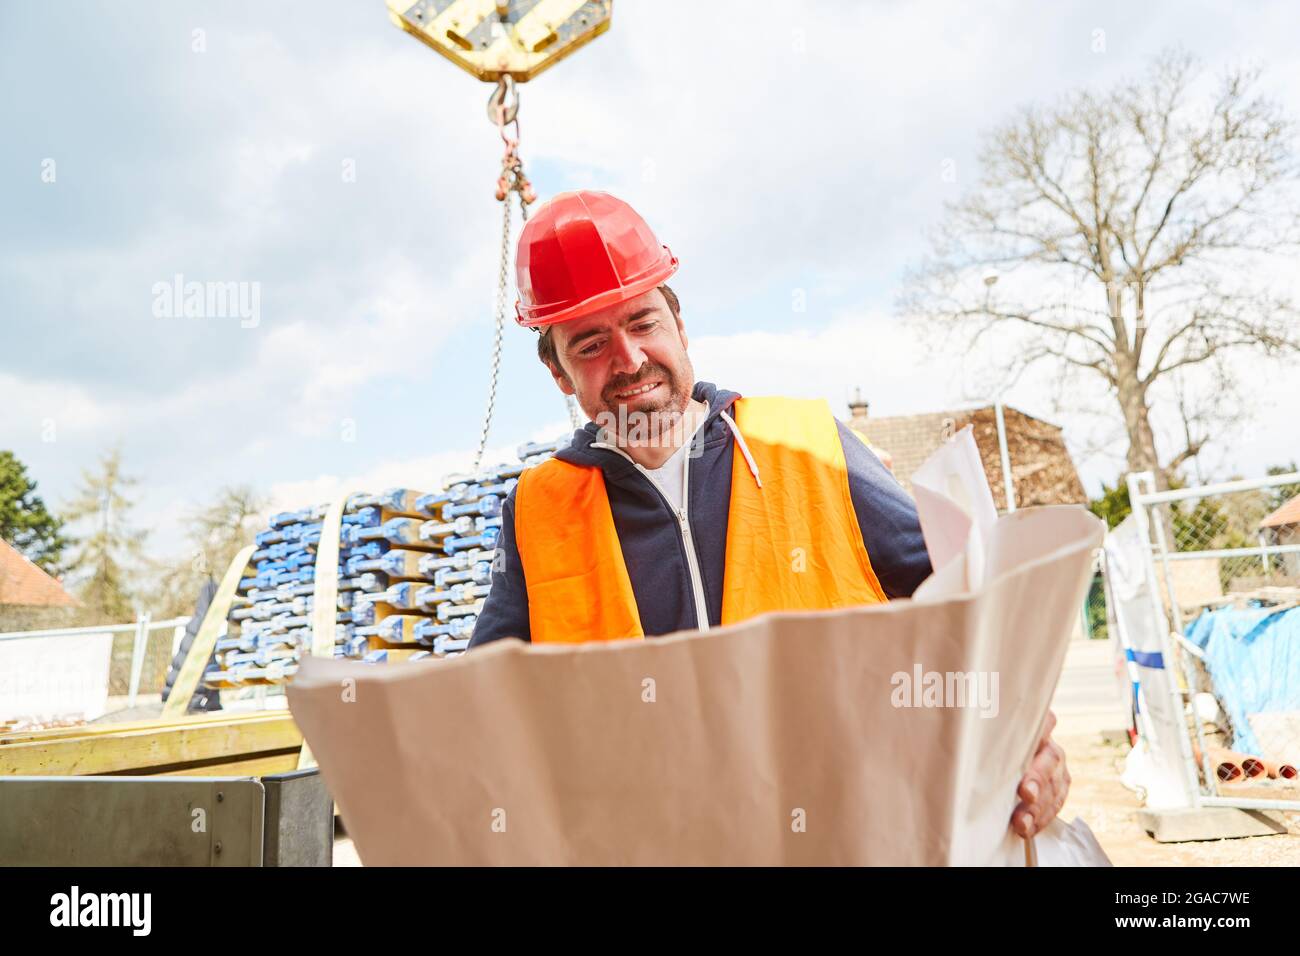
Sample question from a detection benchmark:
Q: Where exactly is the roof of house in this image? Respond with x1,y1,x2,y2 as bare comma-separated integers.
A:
847,403,1088,511
0,538,78,608
1261,493,1300,530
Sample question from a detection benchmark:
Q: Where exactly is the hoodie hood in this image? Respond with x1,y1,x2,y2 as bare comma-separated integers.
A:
556,381,742,472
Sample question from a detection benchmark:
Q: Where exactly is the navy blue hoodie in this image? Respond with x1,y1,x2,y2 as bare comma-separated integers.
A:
468,382,932,647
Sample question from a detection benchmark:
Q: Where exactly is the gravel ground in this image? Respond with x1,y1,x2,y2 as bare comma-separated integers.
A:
1057,730,1300,866
1053,640,1300,865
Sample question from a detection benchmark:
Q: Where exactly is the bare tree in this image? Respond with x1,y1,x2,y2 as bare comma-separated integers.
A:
903,49,1300,487
148,485,267,620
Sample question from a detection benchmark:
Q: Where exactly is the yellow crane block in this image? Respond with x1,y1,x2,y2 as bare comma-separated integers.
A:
387,0,612,82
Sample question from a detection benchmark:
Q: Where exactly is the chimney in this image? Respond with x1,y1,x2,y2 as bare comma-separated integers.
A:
847,388,870,427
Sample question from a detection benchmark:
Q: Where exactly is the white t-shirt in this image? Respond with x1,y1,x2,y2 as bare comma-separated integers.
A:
642,415,708,513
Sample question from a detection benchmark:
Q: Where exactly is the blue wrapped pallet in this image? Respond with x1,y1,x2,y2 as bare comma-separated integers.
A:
206,436,566,691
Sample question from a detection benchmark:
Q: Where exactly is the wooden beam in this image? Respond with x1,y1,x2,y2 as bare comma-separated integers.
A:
161,543,257,719
160,753,302,778
0,709,284,745
300,490,357,770
0,713,301,776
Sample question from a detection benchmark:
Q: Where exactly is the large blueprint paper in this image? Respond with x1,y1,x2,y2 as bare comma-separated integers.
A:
289,433,1106,865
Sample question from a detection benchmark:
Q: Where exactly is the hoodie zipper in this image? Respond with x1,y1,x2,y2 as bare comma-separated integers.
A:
590,434,711,633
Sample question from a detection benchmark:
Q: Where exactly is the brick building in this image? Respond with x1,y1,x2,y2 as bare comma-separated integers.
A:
0,538,78,631
843,392,1087,511
1260,493,1300,578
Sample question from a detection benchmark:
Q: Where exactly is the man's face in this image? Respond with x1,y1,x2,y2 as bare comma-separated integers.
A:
546,287,695,438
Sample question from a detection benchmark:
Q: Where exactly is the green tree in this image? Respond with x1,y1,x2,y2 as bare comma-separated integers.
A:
1088,472,1188,529
62,447,146,623
0,450,69,573
1088,480,1132,530
148,485,266,619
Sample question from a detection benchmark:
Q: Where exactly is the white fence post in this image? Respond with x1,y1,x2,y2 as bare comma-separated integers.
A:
127,611,151,708
1125,472,1204,807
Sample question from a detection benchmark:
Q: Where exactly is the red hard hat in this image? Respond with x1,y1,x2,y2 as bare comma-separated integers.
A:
515,190,678,328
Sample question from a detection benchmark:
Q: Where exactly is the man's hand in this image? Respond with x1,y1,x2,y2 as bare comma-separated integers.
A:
1012,710,1070,838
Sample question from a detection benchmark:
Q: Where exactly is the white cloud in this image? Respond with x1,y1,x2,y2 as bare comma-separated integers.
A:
690,308,939,416
264,438,524,514
4,0,1300,566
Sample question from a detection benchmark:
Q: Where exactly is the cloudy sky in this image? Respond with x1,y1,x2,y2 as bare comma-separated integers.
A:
2,0,1298,562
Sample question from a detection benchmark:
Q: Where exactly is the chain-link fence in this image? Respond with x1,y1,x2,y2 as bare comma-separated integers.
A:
1128,470,1300,810
1083,569,1108,640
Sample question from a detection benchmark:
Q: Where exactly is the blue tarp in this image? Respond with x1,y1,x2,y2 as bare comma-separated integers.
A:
1184,606,1300,756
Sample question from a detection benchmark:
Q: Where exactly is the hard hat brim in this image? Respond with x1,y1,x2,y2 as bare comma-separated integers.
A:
514,247,679,329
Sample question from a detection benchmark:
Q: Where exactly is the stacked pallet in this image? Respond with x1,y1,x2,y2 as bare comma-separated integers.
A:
204,437,565,689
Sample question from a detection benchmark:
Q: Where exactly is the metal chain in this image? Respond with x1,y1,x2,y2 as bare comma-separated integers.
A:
471,77,580,469
471,193,515,474
471,80,534,473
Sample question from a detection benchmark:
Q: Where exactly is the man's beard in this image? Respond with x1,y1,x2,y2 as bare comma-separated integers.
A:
594,361,693,444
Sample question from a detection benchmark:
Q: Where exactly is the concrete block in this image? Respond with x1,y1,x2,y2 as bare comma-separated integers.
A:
1137,806,1289,843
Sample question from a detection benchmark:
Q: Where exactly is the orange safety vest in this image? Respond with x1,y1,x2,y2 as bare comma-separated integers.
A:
513,396,887,643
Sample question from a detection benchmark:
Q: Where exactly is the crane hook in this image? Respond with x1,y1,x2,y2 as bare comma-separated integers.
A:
486,75,519,127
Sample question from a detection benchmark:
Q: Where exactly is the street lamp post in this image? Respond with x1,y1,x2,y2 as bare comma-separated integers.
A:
982,274,1017,513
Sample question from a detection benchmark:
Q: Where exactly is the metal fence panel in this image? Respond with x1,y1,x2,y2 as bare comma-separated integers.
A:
1128,471,1300,811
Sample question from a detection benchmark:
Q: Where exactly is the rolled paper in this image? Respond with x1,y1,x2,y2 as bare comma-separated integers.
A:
270,507,315,529
415,585,451,610
342,541,385,561
442,494,502,522
447,583,491,604
434,561,492,588
347,550,428,580
413,618,461,644
517,438,566,459
485,462,525,482
347,490,426,514
369,582,422,611
354,573,387,593
433,636,471,655
417,485,468,515
444,527,500,554
355,614,428,644
342,507,381,528
252,541,291,562
418,551,472,575
419,514,476,542
349,517,426,547
437,598,485,622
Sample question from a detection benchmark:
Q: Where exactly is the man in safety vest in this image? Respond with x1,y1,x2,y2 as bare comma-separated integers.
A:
469,190,1069,840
